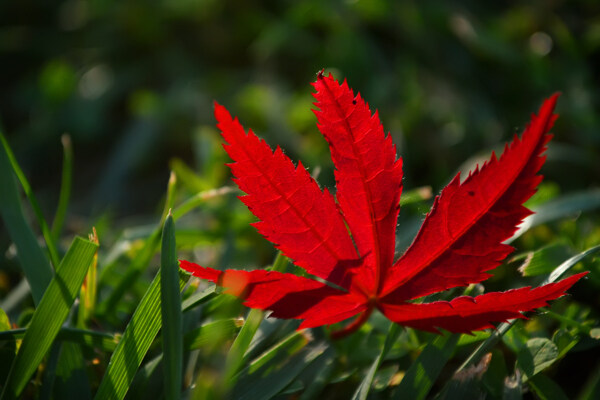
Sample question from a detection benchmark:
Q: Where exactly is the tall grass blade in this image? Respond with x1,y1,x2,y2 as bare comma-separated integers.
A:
51,134,73,240
0,135,53,305
0,131,60,268
160,212,182,400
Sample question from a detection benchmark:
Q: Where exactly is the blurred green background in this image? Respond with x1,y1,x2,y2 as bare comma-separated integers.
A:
1,0,599,220
1,2,600,398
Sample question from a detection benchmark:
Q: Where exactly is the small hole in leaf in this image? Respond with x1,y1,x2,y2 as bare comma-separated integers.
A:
468,191,475,196
352,99,357,105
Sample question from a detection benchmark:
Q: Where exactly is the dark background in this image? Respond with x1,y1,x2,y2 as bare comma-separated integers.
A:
1,0,599,220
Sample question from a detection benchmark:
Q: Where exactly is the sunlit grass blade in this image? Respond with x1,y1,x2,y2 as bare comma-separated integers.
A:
94,268,188,400
171,186,237,220
78,228,99,328
0,135,53,305
352,323,401,400
51,134,73,240
456,244,599,374
181,284,216,312
170,158,211,192
245,331,307,374
514,243,572,277
0,236,97,400
544,244,599,283
399,186,433,206
393,333,460,400
0,131,60,268
160,212,182,400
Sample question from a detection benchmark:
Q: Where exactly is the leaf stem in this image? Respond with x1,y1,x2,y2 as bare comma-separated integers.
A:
330,306,374,340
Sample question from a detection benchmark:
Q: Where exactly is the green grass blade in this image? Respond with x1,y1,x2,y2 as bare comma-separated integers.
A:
171,186,237,220
223,251,288,385
544,244,599,284
246,331,307,374
0,236,97,400
94,267,188,400
160,213,182,400
51,134,73,240
181,285,216,312
352,323,401,400
0,131,60,268
394,333,460,400
224,309,264,383
170,158,211,192
0,135,53,305
399,186,432,206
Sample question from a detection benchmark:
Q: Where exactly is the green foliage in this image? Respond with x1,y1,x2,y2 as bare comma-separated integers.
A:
1,237,97,399
0,127,598,399
1,2,599,399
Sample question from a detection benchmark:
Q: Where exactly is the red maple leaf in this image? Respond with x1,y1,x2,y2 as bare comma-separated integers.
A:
180,72,587,338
